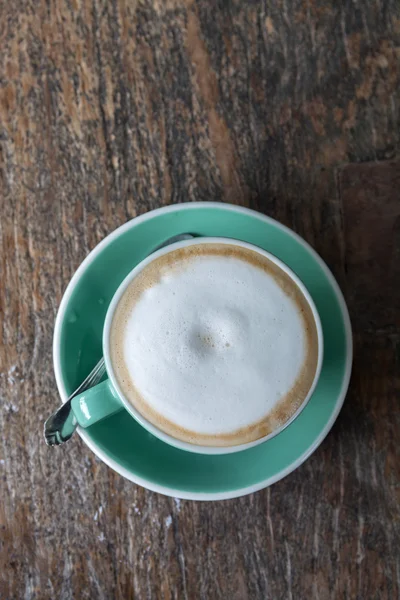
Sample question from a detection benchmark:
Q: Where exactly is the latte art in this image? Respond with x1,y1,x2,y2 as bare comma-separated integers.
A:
109,243,319,446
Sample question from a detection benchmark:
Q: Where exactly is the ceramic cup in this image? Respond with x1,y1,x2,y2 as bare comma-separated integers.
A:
70,236,324,455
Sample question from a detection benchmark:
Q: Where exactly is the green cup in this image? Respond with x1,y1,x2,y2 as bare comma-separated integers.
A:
70,237,324,455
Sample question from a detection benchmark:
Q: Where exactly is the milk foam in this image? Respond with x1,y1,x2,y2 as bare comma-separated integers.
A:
110,244,318,446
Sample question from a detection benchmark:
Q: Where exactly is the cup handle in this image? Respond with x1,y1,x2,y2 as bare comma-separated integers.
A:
71,379,124,428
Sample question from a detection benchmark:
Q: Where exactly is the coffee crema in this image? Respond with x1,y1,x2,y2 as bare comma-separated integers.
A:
109,243,319,447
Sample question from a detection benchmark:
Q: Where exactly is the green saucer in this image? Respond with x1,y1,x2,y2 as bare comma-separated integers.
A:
53,203,352,500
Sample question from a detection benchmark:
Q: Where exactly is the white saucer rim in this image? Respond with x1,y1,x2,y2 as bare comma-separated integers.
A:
53,202,353,501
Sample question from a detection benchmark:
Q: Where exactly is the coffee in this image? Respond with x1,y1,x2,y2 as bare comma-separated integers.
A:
109,243,319,447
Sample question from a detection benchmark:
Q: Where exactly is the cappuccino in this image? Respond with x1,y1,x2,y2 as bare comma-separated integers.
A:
110,243,319,446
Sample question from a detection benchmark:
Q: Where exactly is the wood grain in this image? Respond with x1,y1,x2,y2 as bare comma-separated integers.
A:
1,0,399,598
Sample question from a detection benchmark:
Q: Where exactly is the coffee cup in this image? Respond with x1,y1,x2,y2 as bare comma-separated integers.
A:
70,237,323,455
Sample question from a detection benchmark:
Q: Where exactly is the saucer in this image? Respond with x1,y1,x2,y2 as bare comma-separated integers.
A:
53,203,352,500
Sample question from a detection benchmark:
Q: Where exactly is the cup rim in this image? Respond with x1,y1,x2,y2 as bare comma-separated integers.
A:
102,236,324,455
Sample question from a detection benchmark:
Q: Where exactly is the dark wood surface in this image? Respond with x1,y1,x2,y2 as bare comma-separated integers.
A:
1,1,399,598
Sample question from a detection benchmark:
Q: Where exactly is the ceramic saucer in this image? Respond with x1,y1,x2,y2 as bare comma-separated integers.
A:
53,203,352,500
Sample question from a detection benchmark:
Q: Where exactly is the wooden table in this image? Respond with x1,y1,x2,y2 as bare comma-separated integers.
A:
1,1,399,598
